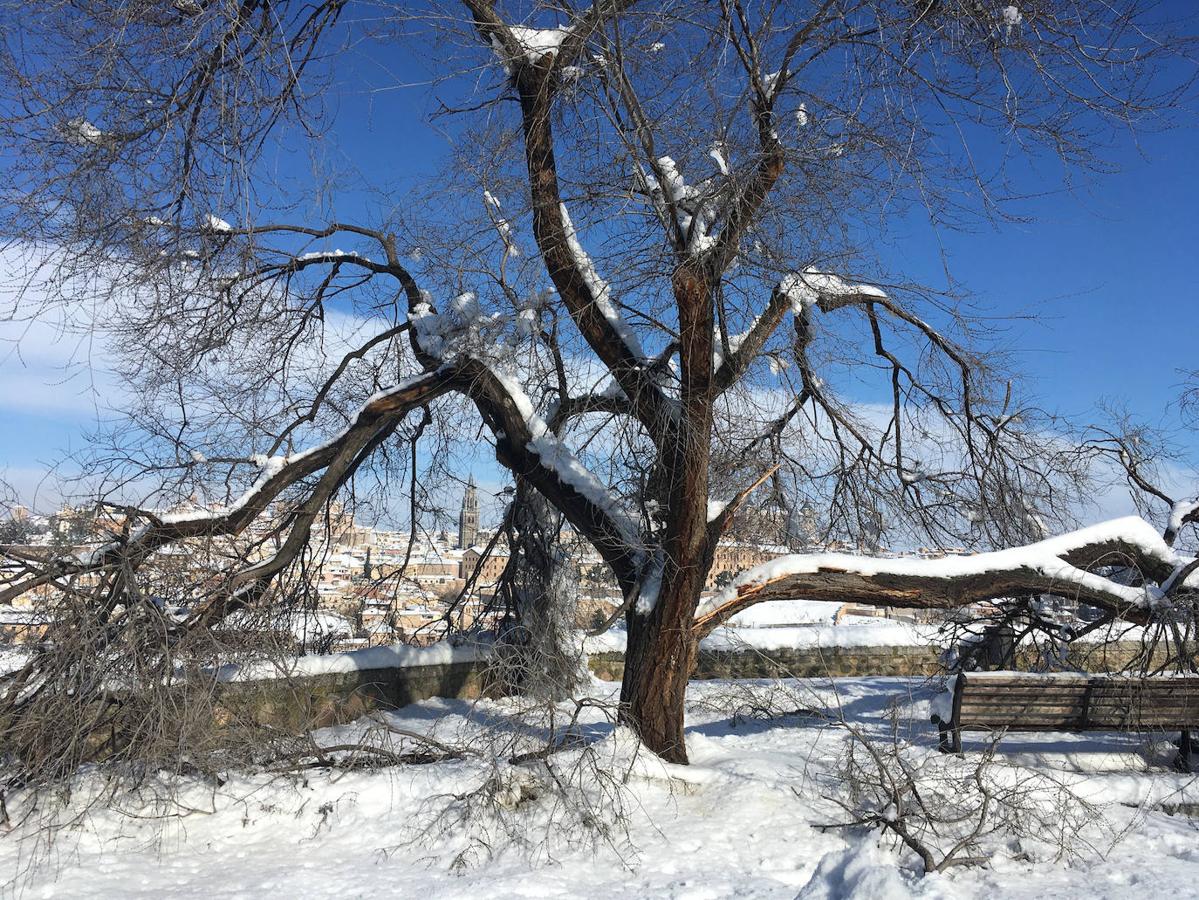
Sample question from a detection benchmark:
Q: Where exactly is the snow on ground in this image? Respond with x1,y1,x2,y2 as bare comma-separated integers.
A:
728,598,842,627
4,675,1199,898
0,645,26,675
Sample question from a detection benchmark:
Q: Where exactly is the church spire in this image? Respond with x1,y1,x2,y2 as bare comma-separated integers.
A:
458,475,479,549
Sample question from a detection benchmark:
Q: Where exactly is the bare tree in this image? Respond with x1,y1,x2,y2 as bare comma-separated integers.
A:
0,0,1195,775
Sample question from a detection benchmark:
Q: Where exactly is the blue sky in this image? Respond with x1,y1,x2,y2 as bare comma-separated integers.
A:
1,17,1196,517
888,122,1198,425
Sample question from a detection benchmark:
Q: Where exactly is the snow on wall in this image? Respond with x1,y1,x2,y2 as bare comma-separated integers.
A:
583,618,938,655
700,621,938,652
216,640,488,683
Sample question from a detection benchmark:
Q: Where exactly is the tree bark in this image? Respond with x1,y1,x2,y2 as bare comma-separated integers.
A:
618,571,701,764
617,264,716,764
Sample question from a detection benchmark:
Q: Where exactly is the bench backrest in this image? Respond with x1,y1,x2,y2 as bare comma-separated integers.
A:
953,673,1199,731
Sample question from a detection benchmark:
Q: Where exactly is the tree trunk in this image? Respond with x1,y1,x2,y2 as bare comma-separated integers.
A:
615,264,716,764
618,574,701,764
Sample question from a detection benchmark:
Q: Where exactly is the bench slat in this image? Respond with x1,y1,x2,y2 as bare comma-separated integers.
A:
948,674,1199,734
938,675,1198,770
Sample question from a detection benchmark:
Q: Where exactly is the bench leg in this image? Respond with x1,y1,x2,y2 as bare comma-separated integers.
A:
932,715,963,755
932,715,952,754
1175,730,1193,774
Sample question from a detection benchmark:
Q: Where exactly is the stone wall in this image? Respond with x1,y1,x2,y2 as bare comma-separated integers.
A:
1017,640,1193,673
586,645,944,682
229,641,1186,728
218,660,496,730
542,641,1186,683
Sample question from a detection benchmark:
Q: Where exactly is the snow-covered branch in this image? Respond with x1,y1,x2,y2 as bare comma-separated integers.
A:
0,369,457,604
461,0,678,446
557,201,645,361
400,281,645,586
714,269,887,394
1168,497,1199,546
693,517,1199,637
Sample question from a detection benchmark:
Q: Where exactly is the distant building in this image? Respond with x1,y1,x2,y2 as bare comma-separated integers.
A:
458,476,479,549
788,501,820,547
0,606,50,644
707,541,781,588
460,546,508,586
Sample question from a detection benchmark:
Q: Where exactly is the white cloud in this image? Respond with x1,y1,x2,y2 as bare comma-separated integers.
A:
0,247,121,417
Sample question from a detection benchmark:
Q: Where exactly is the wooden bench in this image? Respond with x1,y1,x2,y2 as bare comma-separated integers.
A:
930,672,1199,772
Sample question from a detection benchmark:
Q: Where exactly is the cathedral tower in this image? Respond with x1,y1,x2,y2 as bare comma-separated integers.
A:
458,476,479,549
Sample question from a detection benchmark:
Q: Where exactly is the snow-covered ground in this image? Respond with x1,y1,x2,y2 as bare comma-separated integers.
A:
4,676,1199,898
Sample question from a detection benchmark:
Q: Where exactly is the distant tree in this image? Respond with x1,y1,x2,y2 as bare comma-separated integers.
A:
0,517,32,545
0,0,1195,770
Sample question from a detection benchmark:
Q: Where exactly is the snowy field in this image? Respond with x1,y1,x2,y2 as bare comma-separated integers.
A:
3,675,1199,899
